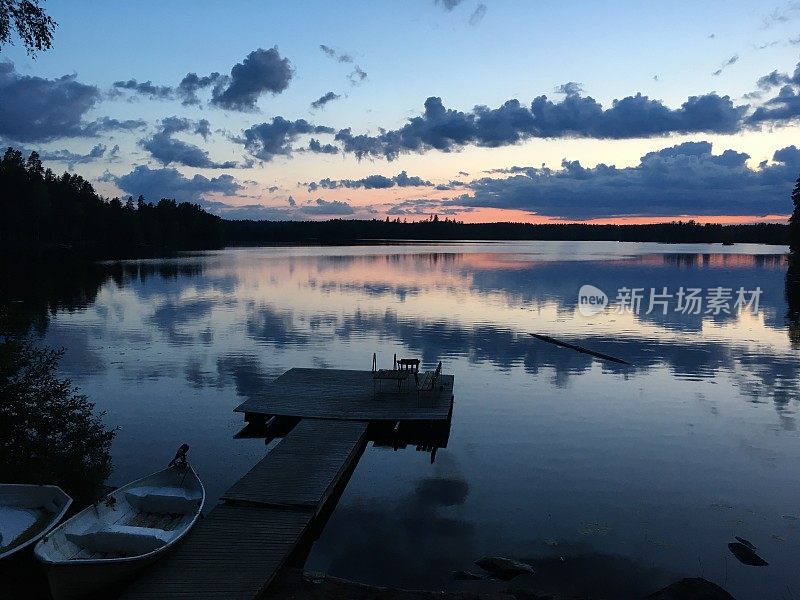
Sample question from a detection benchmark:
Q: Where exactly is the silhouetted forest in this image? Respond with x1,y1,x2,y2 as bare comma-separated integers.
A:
2,148,798,261
225,218,790,245
0,148,225,258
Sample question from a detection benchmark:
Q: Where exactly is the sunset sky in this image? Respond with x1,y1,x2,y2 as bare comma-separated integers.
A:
2,0,800,223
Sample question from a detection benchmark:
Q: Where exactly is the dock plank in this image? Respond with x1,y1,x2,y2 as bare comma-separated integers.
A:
235,368,454,421
223,419,368,510
121,505,312,599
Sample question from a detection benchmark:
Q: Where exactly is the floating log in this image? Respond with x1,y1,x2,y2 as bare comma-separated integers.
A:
529,333,632,366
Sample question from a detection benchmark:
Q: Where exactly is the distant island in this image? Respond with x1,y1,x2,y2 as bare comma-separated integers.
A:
0,148,794,260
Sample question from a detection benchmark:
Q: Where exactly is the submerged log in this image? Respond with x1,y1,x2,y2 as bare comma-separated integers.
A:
529,333,632,365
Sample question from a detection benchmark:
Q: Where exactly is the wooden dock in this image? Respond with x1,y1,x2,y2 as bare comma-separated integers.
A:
235,368,455,422
121,367,455,600
121,419,369,599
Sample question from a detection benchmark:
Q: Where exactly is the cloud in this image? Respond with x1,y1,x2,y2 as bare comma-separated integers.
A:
748,62,800,123
0,61,145,142
112,78,173,100
448,141,800,219
311,91,341,109
195,196,355,220
305,170,433,192
41,143,108,166
468,3,487,25
140,116,236,168
113,165,242,202
435,0,464,10
347,65,368,86
755,40,779,50
177,72,226,106
712,54,739,76
301,198,354,215
319,44,367,86
334,91,747,160
240,117,334,161
762,2,800,28
319,45,353,64
308,138,339,154
210,47,293,111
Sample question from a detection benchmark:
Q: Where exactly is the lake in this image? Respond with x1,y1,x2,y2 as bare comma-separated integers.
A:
33,242,800,599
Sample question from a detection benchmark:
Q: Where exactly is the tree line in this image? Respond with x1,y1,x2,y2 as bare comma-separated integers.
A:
0,148,225,258
3,148,800,261
225,217,791,246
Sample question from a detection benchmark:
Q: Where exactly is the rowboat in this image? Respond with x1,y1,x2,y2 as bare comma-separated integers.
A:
0,484,72,560
34,452,204,600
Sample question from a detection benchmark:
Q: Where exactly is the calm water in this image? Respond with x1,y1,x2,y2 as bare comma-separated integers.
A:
36,242,800,599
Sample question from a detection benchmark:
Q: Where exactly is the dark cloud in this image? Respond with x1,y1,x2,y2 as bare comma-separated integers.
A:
468,3,487,25
712,54,739,76
195,196,355,220
387,198,449,216
0,62,145,141
748,63,800,123
301,198,355,215
38,143,109,167
140,116,236,168
211,47,293,111
306,170,433,192
308,138,339,154
113,165,242,203
177,72,226,106
334,92,747,160
311,91,341,109
112,78,173,100
240,117,334,161
447,141,800,219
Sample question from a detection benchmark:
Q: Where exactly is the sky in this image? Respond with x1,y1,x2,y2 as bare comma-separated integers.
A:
1,0,800,223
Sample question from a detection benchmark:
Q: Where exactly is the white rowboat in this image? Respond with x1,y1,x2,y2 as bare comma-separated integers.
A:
0,484,72,560
34,463,204,600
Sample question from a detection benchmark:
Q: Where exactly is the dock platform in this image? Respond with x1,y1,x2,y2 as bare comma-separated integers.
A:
235,367,454,422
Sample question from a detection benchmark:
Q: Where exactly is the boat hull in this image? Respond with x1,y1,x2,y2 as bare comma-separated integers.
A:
43,552,161,600
34,464,204,599
0,484,72,561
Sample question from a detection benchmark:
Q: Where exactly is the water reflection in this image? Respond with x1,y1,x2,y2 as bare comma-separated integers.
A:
6,243,800,600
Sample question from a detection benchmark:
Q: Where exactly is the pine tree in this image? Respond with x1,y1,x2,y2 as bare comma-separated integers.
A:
791,175,800,253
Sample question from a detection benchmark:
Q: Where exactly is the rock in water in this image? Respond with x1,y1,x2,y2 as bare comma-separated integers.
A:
728,542,769,567
451,570,483,580
728,542,768,566
644,577,735,599
474,556,535,579
734,536,756,550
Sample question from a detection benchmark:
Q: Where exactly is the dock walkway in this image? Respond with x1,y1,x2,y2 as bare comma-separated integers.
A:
121,419,369,599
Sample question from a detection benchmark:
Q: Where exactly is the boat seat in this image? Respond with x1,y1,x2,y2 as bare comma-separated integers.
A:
66,524,170,556
124,486,199,515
